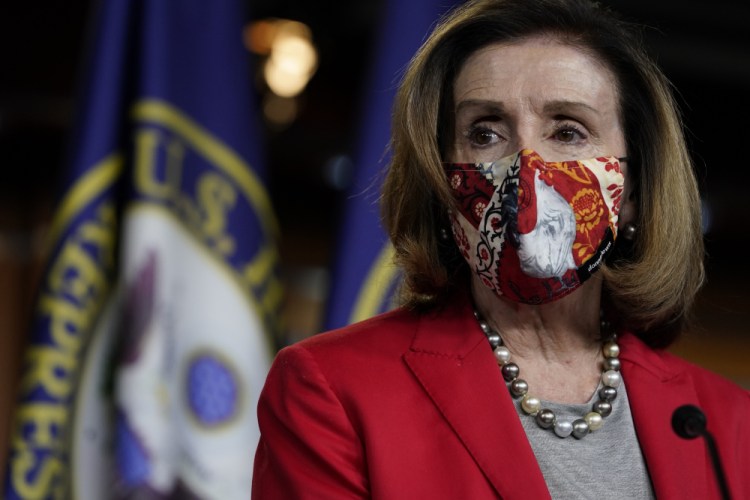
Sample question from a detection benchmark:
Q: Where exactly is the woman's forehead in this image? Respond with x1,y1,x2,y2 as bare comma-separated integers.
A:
453,36,619,114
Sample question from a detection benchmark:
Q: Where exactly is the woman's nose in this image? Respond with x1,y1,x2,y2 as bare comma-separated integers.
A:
510,125,546,158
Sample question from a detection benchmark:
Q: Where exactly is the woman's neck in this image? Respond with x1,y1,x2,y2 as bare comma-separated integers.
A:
471,276,605,403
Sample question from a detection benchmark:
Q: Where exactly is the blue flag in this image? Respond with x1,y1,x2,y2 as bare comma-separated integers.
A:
325,0,464,329
5,1,281,498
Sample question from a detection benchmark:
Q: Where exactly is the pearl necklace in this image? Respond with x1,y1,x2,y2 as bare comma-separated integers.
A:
474,310,622,439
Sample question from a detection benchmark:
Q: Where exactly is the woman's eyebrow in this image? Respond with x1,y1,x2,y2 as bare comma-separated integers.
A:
455,99,601,118
455,99,506,116
543,100,600,117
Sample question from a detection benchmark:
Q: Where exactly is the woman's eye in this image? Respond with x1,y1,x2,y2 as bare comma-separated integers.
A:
553,125,586,144
468,127,498,146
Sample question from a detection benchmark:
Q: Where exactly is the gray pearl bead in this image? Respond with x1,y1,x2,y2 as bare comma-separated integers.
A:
572,419,590,439
598,386,617,402
536,409,556,429
487,333,501,348
602,369,621,388
603,357,621,372
554,420,573,438
501,363,519,381
509,379,528,398
478,320,491,334
593,400,613,417
621,222,637,240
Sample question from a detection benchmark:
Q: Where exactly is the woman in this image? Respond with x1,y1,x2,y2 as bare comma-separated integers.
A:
253,0,750,498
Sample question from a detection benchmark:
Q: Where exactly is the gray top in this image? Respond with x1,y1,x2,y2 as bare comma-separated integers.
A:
516,380,656,499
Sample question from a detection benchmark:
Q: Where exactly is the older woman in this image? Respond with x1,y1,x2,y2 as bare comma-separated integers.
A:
252,0,750,498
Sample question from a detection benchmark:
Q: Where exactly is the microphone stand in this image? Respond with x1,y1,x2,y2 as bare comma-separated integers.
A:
700,430,731,500
672,404,731,500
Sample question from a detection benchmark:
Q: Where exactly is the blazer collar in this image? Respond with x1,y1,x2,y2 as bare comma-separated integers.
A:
404,299,715,499
403,296,551,499
619,334,712,499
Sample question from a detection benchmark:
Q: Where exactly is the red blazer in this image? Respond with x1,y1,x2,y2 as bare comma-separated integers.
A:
253,297,750,499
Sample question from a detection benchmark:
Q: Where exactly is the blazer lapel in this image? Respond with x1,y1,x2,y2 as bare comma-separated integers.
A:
403,299,551,499
620,334,711,499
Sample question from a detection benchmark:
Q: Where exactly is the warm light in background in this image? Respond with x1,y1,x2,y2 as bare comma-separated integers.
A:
244,19,277,55
264,34,317,98
245,19,318,127
262,94,298,127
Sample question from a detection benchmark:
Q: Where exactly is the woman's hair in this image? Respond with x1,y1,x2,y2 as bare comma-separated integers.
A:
381,0,704,347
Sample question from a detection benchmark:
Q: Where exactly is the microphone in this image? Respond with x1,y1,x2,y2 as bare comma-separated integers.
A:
671,405,732,500
671,404,707,439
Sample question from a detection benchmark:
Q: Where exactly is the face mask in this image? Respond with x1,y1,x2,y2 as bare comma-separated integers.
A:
445,149,625,304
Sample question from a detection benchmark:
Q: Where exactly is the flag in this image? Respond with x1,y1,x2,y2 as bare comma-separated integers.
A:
5,0,281,498
324,0,464,329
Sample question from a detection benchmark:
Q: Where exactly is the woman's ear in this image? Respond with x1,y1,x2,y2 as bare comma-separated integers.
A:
617,174,638,229
618,194,637,229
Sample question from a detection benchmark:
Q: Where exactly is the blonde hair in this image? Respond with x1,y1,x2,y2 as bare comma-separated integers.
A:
381,0,704,347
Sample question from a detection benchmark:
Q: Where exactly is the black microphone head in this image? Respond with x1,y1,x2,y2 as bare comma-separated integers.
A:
672,404,707,439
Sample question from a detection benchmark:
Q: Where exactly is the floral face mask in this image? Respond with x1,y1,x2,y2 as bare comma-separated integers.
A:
445,149,625,304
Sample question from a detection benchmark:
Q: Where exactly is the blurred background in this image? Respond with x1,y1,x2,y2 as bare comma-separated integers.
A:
1,0,748,489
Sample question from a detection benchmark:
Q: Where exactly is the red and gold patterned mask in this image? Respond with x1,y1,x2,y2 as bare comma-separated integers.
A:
445,149,625,304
